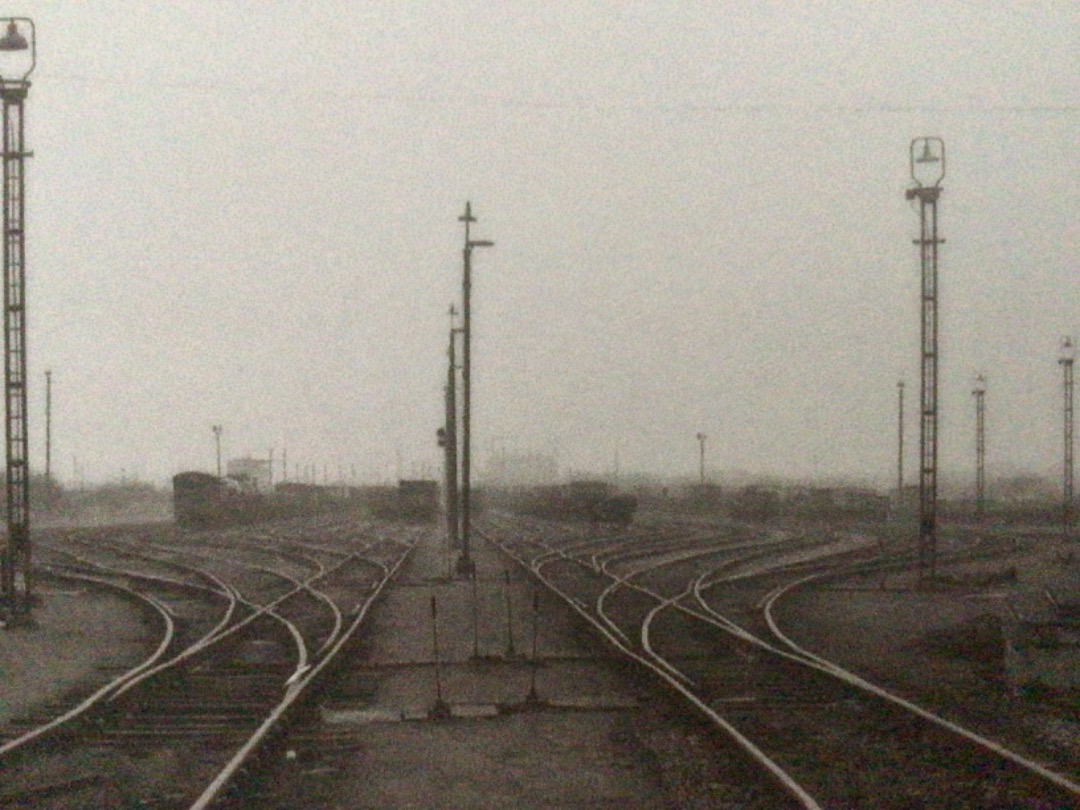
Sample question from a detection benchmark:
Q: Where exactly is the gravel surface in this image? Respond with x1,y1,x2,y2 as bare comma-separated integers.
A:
774,536,1080,780
0,581,149,728
256,526,696,809
8,521,1078,808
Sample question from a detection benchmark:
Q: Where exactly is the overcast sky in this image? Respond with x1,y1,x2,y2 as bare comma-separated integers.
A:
12,2,1079,489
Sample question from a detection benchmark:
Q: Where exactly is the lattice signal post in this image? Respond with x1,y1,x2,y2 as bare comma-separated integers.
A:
905,137,945,579
0,19,33,617
972,375,986,521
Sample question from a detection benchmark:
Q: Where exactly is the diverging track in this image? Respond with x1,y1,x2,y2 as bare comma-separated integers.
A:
484,514,1080,810
0,516,418,810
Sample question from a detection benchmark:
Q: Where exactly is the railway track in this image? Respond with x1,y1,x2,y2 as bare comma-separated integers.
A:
0,517,416,809
485,514,1080,809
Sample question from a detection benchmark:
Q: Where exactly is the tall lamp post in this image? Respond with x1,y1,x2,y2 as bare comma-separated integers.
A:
696,432,707,486
0,18,35,616
457,201,493,576
1060,337,1075,541
972,374,986,521
906,136,945,579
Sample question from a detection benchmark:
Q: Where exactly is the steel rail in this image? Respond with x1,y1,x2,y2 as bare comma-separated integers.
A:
483,525,822,810
148,543,339,671
762,568,1080,799
495,516,1078,801
106,554,335,704
1,525,388,771
187,537,415,810
0,569,175,756
591,537,849,682
589,535,754,654
24,547,244,706
108,537,386,702
683,549,1080,799
497,519,1080,807
637,584,699,686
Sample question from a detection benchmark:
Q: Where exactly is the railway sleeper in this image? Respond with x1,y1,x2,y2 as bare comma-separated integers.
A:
97,724,258,739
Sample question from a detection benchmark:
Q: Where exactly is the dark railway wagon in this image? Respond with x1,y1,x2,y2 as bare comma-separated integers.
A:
506,480,637,525
397,479,439,522
172,472,360,528
173,470,442,528
364,479,439,522
173,471,263,528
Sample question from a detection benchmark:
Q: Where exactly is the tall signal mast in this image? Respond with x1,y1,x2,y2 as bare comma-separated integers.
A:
0,18,34,617
905,137,945,579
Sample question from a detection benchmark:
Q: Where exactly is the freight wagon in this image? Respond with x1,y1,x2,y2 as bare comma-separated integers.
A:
173,472,441,528
504,480,637,525
172,472,358,528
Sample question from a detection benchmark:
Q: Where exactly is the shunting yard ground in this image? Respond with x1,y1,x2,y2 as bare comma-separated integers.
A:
254,525,738,809
0,584,149,728
0,520,743,809
14,519,1075,807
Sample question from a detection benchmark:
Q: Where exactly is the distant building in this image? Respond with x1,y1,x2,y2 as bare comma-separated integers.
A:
227,457,272,492
486,452,559,487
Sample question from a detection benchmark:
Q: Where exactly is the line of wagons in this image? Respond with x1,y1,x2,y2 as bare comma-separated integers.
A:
174,472,638,529
172,472,439,528
491,480,638,525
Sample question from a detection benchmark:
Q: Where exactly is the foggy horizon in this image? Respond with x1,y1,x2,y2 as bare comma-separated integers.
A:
12,3,1078,491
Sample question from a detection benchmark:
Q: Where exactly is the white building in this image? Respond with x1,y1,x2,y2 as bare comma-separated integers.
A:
226,457,272,492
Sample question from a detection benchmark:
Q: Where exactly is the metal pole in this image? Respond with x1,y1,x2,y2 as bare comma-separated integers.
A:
906,137,945,581
445,307,460,551
430,594,448,716
44,368,50,482
459,204,474,576
504,569,516,657
456,202,493,576
470,566,479,658
1,31,32,612
1061,338,1075,541
212,425,222,477
528,588,540,702
696,432,706,486
897,380,904,497
973,375,986,521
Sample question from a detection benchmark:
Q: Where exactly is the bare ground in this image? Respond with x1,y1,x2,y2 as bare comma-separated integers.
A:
0,582,149,728
6,524,1079,807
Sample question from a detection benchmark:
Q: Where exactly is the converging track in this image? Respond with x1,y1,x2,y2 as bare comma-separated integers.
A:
485,513,1080,809
0,516,417,809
